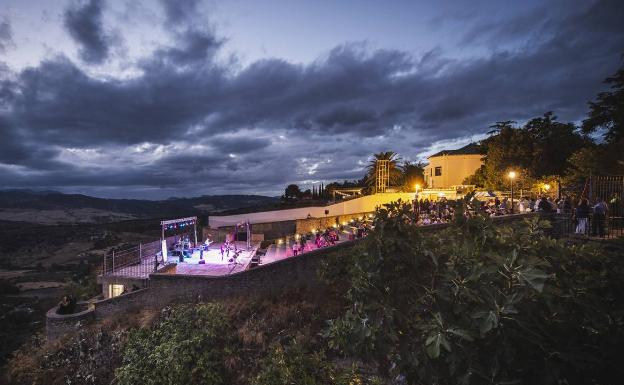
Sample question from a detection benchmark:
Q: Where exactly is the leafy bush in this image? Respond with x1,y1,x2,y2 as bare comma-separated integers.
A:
115,303,237,385
252,341,333,385
323,200,624,384
252,341,383,385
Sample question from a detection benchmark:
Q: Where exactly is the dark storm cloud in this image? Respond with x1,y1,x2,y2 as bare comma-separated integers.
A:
11,56,224,146
154,0,223,65
149,29,223,66
210,136,272,154
63,0,114,64
1,0,623,196
0,18,14,53
159,0,201,26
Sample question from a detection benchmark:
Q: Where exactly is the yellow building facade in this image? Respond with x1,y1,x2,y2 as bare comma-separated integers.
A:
424,143,484,189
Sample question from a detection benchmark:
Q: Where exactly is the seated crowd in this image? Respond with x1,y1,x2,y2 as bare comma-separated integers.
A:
290,193,614,256
414,198,457,224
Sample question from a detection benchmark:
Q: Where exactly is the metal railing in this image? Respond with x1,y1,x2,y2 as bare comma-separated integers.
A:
102,233,197,278
550,213,624,239
102,239,162,278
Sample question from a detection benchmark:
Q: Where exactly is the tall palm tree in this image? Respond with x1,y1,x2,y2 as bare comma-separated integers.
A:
400,161,426,190
365,151,403,191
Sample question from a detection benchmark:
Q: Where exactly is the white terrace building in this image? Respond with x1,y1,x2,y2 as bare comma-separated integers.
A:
424,143,484,189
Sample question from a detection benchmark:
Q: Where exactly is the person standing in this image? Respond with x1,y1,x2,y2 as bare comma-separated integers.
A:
575,199,590,235
538,196,553,212
592,198,609,237
299,236,306,252
563,195,572,214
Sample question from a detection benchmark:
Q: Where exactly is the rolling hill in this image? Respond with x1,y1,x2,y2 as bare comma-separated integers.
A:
0,190,279,224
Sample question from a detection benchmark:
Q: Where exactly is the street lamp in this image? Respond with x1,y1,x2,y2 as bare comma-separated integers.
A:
414,183,422,215
543,183,551,194
508,171,517,213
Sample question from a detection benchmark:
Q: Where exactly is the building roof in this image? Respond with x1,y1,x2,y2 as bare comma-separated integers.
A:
428,142,484,158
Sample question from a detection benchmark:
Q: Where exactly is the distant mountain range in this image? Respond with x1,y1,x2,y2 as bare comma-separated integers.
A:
0,190,279,224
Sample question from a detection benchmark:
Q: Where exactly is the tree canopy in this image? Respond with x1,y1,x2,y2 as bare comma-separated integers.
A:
583,65,624,144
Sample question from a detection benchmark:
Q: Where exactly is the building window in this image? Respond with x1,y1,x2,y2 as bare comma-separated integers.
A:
435,167,442,176
109,284,124,298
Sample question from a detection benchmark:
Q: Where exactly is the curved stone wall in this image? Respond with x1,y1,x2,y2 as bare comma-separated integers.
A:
46,304,95,340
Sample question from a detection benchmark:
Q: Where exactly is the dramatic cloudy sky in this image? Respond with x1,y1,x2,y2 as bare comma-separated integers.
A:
0,0,623,199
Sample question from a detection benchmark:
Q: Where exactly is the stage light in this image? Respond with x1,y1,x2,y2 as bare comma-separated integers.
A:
508,171,517,179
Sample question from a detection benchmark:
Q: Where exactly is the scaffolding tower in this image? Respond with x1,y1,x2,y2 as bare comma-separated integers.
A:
376,160,390,193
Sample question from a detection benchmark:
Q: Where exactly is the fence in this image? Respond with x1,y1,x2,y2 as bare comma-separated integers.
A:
102,239,161,279
550,213,624,239
589,175,623,217
102,231,199,277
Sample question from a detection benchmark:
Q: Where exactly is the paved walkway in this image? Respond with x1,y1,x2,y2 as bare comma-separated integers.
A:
261,236,348,265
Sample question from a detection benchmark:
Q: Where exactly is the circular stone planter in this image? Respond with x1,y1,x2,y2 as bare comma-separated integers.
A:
46,303,95,340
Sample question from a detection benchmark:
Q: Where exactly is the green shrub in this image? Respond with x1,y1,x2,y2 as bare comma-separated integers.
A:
323,200,624,384
252,341,334,385
115,303,237,385
252,340,386,385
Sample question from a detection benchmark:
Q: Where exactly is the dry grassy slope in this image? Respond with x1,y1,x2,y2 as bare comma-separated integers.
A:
3,287,349,385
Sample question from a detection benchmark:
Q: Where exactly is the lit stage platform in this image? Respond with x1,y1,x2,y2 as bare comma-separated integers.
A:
164,241,259,276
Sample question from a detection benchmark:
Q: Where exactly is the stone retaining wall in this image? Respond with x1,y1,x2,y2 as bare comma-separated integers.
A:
147,241,354,307
92,288,153,319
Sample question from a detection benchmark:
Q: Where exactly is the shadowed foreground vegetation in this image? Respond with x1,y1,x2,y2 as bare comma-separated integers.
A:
3,202,624,385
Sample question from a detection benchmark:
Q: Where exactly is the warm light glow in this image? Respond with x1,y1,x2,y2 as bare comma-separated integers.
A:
438,192,445,197
508,171,517,179
277,239,283,245
414,183,421,191
544,183,551,191
342,222,347,226
368,214,373,218
333,224,338,228
295,234,300,240
311,229,316,234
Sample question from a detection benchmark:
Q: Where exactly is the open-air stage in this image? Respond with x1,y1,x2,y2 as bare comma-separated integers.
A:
163,241,259,276
107,237,348,279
